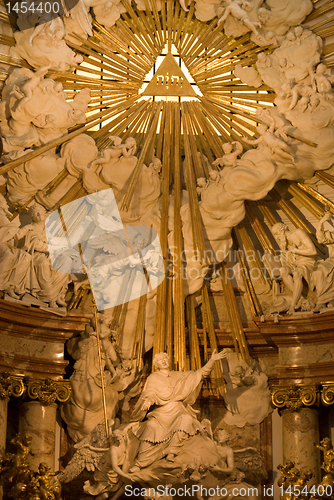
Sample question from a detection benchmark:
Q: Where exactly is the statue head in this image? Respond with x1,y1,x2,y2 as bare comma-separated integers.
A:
125,137,136,148
294,26,303,37
320,437,333,450
214,427,230,444
222,142,233,154
209,170,219,181
286,31,296,41
28,203,47,223
38,462,50,474
316,63,327,75
197,177,207,188
271,222,287,236
257,123,268,135
153,352,170,370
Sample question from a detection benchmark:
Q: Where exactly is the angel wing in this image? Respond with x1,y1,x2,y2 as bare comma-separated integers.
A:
64,0,93,36
89,232,128,255
234,447,268,485
97,212,124,233
109,135,122,146
58,445,102,483
58,422,110,483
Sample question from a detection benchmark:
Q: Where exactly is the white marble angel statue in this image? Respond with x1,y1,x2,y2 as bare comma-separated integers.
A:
218,0,261,36
242,122,293,162
213,141,243,169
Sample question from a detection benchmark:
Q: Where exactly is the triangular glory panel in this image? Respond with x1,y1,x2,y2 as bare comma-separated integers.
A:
142,52,197,97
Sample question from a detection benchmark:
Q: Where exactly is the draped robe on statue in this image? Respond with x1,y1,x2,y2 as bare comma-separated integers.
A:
131,366,220,469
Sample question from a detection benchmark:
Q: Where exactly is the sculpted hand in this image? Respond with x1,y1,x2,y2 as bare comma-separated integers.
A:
321,212,333,224
141,399,152,411
210,349,228,362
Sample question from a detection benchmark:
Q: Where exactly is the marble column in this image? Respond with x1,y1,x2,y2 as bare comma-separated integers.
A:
281,408,320,484
19,401,58,471
18,378,71,471
0,397,8,459
0,373,25,500
272,384,321,485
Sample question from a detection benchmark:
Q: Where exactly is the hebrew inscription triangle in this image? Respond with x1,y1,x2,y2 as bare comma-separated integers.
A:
142,52,197,97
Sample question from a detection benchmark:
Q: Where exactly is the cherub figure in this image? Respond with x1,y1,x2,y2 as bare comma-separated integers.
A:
91,137,137,170
256,52,271,70
286,83,314,111
311,63,334,99
317,437,334,473
208,170,221,185
196,177,208,196
218,0,261,37
278,58,293,74
13,66,50,111
242,122,293,161
213,141,243,169
211,428,235,474
282,31,297,48
147,157,162,177
32,462,61,500
79,424,134,500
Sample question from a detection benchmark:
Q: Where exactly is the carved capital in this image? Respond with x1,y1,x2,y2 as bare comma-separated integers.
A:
271,384,319,411
320,382,334,406
0,372,25,401
26,378,71,406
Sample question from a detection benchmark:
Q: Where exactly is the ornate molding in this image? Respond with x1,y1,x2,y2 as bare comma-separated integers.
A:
320,382,334,407
0,372,25,401
271,384,319,411
26,378,71,406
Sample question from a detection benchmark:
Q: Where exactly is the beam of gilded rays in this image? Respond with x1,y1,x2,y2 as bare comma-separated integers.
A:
188,34,251,75
245,202,276,254
130,103,158,150
181,102,207,256
121,0,160,57
91,100,150,140
66,41,144,83
153,102,171,365
115,13,155,59
190,102,226,156
50,71,140,89
171,0,186,47
0,96,140,175
284,181,325,219
142,0,163,49
304,0,334,22
198,98,249,145
77,54,146,81
179,1,196,51
200,97,257,136
205,96,318,147
179,17,207,60
186,295,201,370
235,222,268,287
187,102,215,169
0,52,28,67
181,19,222,67
121,102,163,211
172,102,186,370
92,20,153,70
73,36,148,79
220,260,251,363
256,200,279,227
201,284,225,396
298,182,334,212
